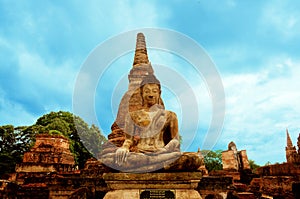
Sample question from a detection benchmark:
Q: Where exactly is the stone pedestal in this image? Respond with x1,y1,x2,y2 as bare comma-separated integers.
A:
103,172,202,199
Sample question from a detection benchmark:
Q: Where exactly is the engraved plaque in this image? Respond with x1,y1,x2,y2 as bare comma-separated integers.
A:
140,189,175,199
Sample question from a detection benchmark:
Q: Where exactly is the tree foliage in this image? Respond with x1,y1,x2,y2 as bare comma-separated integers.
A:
0,111,107,178
248,159,260,171
34,111,107,167
202,149,223,172
0,125,35,177
264,161,272,166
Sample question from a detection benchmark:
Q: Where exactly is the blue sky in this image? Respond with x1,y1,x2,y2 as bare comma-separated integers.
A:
1,0,300,165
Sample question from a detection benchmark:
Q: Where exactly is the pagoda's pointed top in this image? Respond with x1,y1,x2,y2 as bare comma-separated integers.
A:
287,128,294,147
133,33,150,66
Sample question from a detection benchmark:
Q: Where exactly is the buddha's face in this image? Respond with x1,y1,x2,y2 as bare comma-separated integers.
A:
142,83,160,107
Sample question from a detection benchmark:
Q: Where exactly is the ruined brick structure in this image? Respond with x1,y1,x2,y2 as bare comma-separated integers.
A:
222,141,250,171
14,134,76,198
249,130,300,198
286,129,300,164
16,134,75,173
4,132,299,198
11,134,109,198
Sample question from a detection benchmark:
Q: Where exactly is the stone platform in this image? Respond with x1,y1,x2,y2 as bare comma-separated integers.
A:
103,172,202,199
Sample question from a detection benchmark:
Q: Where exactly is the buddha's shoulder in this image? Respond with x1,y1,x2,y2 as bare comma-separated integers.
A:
165,110,178,117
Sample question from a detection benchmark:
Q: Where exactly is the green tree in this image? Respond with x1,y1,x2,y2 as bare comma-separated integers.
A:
248,159,260,171
0,125,35,178
80,124,107,158
34,111,106,168
0,111,107,177
202,149,223,172
265,161,271,166
0,125,17,177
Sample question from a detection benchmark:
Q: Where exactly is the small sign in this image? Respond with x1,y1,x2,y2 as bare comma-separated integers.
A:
140,189,175,199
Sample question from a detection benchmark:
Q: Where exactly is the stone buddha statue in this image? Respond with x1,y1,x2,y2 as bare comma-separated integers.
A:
115,75,180,166
99,33,203,173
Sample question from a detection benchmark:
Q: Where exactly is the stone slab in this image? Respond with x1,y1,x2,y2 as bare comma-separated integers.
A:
103,172,202,181
103,189,202,199
103,172,202,198
103,172,202,189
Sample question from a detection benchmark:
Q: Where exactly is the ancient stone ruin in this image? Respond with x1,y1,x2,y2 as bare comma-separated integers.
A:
286,129,300,164
99,32,204,198
105,33,156,150
13,134,78,198
16,134,75,173
222,141,250,171
249,130,300,198
1,33,300,199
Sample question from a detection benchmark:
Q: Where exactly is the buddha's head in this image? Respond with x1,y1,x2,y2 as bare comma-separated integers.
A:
140,75,161,108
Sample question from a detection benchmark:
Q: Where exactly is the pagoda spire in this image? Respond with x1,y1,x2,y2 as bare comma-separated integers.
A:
287,128,294,148
286,128,297,163
133,33,150,66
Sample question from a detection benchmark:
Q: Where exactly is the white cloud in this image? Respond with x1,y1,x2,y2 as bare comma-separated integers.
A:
0,0,171,127
0,87,37,126
260,1,300,39
226,0,236,8
0,43,77,125
219,57,300,164
21,55,67,84
17,47,76,97
112,0,170,30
